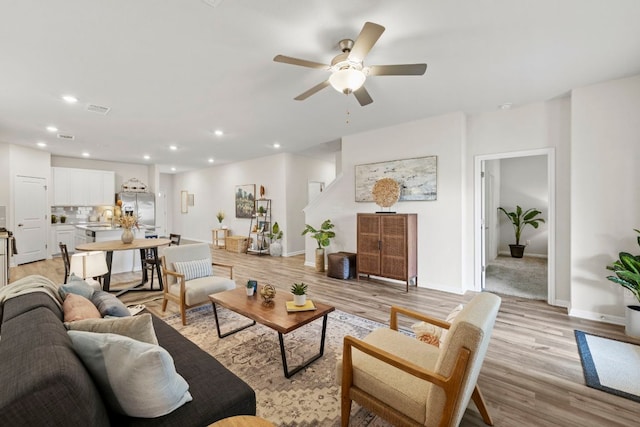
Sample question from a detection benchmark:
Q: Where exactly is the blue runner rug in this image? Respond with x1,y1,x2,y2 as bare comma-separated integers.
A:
574,330,640,403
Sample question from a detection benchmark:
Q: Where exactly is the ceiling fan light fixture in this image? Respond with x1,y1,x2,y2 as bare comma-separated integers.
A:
329,68,366,94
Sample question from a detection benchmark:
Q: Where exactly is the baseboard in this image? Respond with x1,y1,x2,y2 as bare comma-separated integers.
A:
497,250,548,259
553,299,570,309
569,308,625,326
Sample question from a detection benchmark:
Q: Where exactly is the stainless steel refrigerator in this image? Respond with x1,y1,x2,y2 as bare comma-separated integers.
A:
116,192,155,232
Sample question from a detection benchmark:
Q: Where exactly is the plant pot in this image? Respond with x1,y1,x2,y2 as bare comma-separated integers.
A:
625,305,640,338
246,287,255,297
269,240,283,257
121,228,134,244
293,294,306,306
315,248,325,272
508,244,525,258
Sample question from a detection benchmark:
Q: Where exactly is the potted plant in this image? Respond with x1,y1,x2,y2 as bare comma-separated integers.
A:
291,282,308,306
302,219,335,272
267,222,283,257
216,210,225,228
257,206,266,217
498,205,545,258
606,229,640,338
245,280,255,296
60,215,67,223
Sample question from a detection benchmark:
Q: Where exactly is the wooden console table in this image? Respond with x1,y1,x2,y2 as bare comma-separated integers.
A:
212,228,230,249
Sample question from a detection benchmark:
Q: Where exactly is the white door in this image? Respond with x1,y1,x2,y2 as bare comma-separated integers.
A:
14,176,47,264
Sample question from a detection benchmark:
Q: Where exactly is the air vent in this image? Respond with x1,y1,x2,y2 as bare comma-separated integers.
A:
57,134,75,140
87,104,111,115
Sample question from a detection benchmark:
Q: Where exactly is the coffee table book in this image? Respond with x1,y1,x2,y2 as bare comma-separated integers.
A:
285,300,316,312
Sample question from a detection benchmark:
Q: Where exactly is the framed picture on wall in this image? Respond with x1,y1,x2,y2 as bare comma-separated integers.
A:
235,184,255,218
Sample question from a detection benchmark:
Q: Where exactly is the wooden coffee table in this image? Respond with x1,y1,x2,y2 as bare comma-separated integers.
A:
209,287,335,378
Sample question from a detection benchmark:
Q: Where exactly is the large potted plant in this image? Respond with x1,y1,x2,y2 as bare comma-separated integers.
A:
302,219,335,272
606,229,640,338
498,205,545,258
267,222,283,257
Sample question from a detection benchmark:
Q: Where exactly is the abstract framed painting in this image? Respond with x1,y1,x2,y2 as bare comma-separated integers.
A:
235,184,255,218
355,156,437,202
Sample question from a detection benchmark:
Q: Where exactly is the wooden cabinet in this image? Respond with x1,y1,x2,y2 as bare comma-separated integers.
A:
50,225,75,256
52,167,115,206
356,213,417,291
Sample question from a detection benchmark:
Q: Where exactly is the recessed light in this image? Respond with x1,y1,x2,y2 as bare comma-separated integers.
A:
214,130,224,137
62,95,78,104
171,167,176,172
46,126,58,133
208,158,214,163
37,141,47,148
273,143,281,149
81,152,90,157
143,155,150,160
169,145,177,151
499,103,513,110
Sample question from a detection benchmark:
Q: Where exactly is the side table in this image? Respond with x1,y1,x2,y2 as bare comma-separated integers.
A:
212,228,230,249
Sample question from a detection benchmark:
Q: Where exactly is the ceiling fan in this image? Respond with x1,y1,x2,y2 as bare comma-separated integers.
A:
273,22,427,106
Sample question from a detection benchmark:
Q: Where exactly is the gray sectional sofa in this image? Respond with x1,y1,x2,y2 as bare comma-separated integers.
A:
0,286,256,425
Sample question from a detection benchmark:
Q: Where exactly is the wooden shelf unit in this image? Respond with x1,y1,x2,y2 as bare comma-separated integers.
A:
356,213,417,292
247,199,271,255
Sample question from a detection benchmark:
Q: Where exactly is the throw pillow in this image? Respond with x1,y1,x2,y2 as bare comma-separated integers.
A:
439,304,464,345
90,290,131,317
67,331,192,418
63,293,102,322
173,258,212,281
411,321,442,347
58,274,96,300
65,313,158,345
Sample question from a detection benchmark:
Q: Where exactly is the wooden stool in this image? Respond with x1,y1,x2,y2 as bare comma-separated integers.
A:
209,415,275,427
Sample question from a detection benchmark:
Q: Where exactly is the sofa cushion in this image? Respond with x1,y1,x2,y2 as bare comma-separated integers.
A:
65,313,158,345
59,274,96,299
68,330,192,418
63,293,102,322
90,290,131,317
174,258,212,281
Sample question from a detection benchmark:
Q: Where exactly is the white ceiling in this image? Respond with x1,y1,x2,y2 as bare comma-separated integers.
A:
2,0,640,173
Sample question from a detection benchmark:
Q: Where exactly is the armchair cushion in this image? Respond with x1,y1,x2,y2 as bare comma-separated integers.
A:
168,276,235,306
174,258,212,281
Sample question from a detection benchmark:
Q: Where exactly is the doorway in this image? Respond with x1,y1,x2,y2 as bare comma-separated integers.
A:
14,175,47,265
474,149,556,305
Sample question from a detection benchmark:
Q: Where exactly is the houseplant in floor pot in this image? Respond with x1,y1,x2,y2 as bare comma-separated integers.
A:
606,229,640,338
291,282,308,306
267,222,283,257
498,205,545,258
302,219,336,272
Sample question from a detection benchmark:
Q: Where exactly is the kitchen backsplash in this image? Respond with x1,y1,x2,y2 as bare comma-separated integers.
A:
51,206,114,224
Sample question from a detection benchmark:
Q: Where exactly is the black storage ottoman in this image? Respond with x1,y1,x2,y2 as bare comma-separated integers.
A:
327,252,357,279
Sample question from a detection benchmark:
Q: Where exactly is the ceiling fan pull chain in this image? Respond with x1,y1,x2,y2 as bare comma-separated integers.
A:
345,97,351,125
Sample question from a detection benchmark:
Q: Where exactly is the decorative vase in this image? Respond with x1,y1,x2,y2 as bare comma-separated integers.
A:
315,248,325,272
626,305,640,338
293,294,306,306
121,228,134,244
269,240,283,257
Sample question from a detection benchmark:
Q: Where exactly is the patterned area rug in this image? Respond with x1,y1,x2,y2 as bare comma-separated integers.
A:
162,305,392,426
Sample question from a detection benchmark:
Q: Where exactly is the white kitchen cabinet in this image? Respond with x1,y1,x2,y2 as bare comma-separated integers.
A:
51,225,76,255
52,167,115,206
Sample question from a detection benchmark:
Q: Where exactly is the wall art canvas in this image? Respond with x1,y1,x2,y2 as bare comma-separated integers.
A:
355,156,437,202
235,184,255,218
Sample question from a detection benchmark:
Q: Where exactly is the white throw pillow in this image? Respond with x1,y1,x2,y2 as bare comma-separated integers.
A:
67,330,192,418
439,304,464,345
65,313,158,345
174,258,212,281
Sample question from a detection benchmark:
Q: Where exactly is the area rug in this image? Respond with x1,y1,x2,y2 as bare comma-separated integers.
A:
162,305,395,426
574,330,640,403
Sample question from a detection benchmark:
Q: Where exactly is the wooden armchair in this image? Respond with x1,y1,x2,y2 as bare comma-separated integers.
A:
338,292,501,427
161,243,235,325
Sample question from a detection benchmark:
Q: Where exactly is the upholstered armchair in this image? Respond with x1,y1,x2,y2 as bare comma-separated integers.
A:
337,292,501,427
161,243,235,325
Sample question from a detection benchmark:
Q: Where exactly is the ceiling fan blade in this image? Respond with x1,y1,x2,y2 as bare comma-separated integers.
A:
294,80,330,101
348,22,385,61
353,86,373,106
273,55,329,70
367,63,427,76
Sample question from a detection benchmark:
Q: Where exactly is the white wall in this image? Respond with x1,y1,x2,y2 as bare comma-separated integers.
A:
305,112,467,293
570,74,640,323
497,155,548,256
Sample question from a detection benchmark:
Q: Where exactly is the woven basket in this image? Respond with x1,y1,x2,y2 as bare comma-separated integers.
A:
226,236,248,253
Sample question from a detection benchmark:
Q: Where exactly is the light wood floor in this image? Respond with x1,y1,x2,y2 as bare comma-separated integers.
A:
10,248,640,427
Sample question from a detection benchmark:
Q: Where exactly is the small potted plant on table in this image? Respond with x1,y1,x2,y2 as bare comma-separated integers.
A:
291,282,308,306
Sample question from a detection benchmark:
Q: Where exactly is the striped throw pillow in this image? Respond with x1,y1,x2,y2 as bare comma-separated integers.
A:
173,259,212,281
